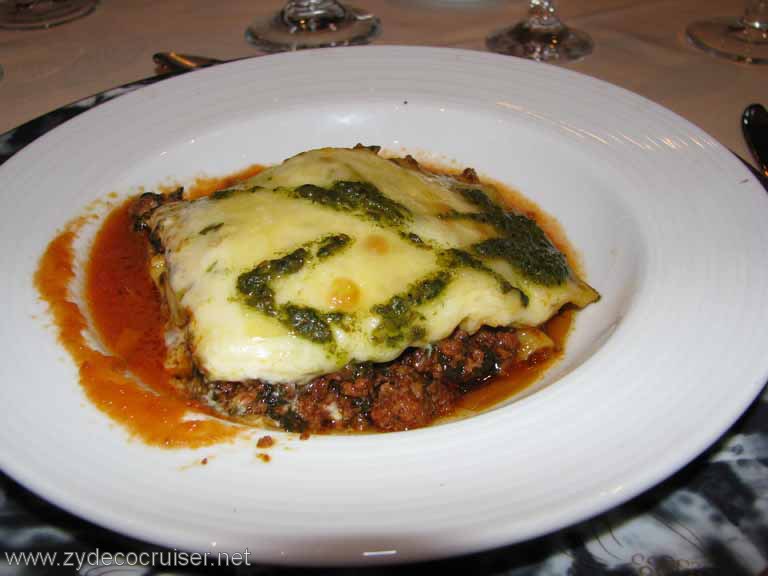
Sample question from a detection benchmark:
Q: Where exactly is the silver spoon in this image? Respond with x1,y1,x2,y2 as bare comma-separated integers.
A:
742,103,768,178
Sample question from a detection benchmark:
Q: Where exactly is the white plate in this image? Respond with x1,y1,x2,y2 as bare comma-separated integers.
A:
1,47,767,566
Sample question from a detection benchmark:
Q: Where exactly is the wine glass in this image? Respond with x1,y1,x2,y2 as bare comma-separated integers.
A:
245,0,381,52
0,0,98,30
686,1,768,65
486,0,592,62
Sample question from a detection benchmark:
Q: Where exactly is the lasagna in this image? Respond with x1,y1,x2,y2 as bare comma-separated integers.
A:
134,146,599,432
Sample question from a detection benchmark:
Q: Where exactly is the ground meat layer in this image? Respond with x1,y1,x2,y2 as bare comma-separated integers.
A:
193,325,552,433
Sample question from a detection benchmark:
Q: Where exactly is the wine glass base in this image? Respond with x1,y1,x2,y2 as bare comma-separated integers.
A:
245,5,380,53
487,22,593,62
686,18,768,65
0,0,98,30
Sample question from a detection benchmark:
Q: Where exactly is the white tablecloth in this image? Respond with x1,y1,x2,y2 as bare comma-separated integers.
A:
1,0,766,166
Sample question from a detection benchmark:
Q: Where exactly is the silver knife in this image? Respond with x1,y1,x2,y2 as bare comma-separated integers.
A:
152,52,228,73
742,103,768,179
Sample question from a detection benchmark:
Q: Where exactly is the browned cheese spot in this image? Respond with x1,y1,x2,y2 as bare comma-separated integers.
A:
328,277,361,312
364,234,390,254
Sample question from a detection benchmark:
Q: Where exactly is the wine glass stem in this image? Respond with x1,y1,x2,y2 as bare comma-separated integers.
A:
743,0,768,29
283,0,345,25
246,0,379,51
527,0,563,28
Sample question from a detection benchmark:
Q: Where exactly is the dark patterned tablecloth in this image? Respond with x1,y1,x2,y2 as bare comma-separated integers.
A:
1,75,766,576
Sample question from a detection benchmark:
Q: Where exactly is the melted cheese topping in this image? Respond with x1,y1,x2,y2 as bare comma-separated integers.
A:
148,148,598,383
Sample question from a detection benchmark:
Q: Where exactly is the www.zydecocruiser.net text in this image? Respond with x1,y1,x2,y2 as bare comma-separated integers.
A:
4,548,252,570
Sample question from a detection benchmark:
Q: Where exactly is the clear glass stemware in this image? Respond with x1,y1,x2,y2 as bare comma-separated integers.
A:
686,1,768,65
0,0,98,30
245,0,381,53
486,0,592,62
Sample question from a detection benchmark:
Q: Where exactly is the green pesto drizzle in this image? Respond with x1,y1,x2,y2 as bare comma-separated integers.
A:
199,222,224,235
286,181,411,227
409,325,427,341
210,188,241,200
236,234,353,345
472,234,566,286
316,233,352,259
398,230,429,248
437,248,529,306
279,304,333,344
371,271,452,347
237,246,308,316
445,187,569,286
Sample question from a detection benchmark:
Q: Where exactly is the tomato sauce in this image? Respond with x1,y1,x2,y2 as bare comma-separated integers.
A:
35,208,240,449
